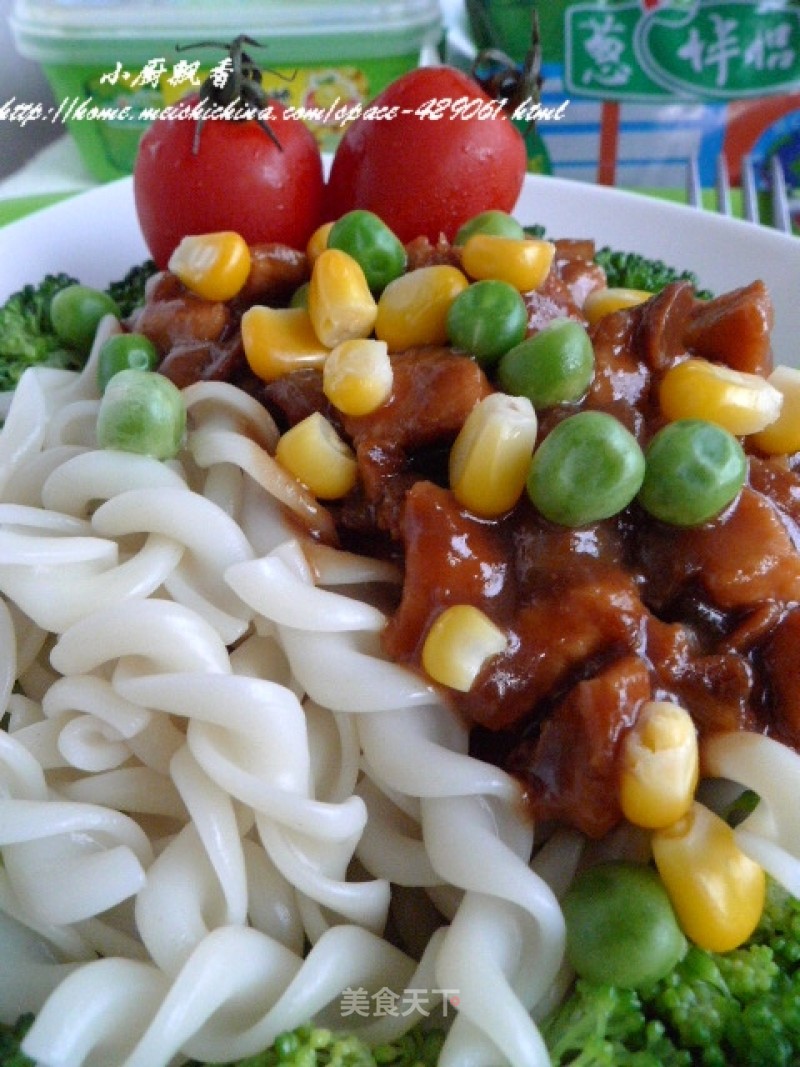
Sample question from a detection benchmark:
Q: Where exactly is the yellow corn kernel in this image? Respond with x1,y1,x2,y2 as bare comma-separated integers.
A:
275,412,357,500
652,800,766,953
168,231,251,302
323,338,393,417
375,265,469,352
422,604,507,692
583,286,653,325
460,234,556,292
751,365,800,455
241,306,329,382
308,248,377,348
449,393,537,518
659,357,783,436
306,221,334,266
619,700,698,830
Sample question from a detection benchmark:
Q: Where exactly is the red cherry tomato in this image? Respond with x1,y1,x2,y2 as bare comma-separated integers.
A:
325,66,527,244
134,95,325,268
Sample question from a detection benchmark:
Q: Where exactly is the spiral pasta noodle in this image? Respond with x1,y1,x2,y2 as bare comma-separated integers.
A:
703,732,800,896
0,362,577,1067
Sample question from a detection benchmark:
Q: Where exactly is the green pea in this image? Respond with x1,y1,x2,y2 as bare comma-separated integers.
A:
454,210,525,245
498,318,595,408
638,418,747,526
447,279,528,367
97,332,158,393
50,284,120,355
563,862,687,989
327,209,407,291
96,369,186,460
526,410,645,526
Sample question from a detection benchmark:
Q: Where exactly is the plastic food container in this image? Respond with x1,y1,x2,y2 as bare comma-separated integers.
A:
463,0,800,198
10,0,442,181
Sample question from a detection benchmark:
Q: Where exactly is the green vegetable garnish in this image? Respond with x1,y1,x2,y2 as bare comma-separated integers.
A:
447,279,528,366
327,210,407,293
0,272,83,390
0,260,156,398
637,419,747,526
562,861,687,990
96,368,186,459
50,284,120,355
527,410,645,526
545,875,800,1066
0,1014,35,1067
594,246,712,299
454,209,525,245
498,317,595,408
105,259,157,317
97,332,158,393
192,1021,445,1066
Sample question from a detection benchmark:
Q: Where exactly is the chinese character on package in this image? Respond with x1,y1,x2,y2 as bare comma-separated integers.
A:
466,0,800,194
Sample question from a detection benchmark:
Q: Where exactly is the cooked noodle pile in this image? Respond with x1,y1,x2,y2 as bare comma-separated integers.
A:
0,322,564,1067
1,322,799,1067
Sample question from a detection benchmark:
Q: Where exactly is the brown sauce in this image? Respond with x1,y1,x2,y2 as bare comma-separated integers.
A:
134,235,798,839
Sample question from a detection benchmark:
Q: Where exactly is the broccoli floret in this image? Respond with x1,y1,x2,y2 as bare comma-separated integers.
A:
372,1024,445,1065
541,980,689,1066
189,1022,444,1066
201,1026,375,1066
106,259,157,318
0,261,157,395
544,876,800,1067
517,231,711,299
0,1014,35,1067
725,987,800,1067
641,934,800,1066
750,874,800,971
0,272,83,390
640,947,736,1065
593,248,712,300
715,943,779,1000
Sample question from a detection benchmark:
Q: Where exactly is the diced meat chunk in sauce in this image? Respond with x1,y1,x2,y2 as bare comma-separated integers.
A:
460,568,648,732
129,272,231,355
553,238,607,308
262,368,335,431
138,235,799,839
344,347,492,452
383,480,515,661
635,486,800,612
235,243,309,305
343,348,493,537
685,279,773,376
762,609,800,745
522,238,605,334
506,655,651,838
586,307,650,414
158,335,247,390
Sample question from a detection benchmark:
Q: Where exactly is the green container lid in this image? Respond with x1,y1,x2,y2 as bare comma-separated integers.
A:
11,0,442,65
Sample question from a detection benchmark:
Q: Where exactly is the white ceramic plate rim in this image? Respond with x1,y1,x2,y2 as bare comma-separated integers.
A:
0,173,799,365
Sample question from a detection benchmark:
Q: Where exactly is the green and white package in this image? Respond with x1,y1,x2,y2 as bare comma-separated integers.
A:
465,0,800,196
